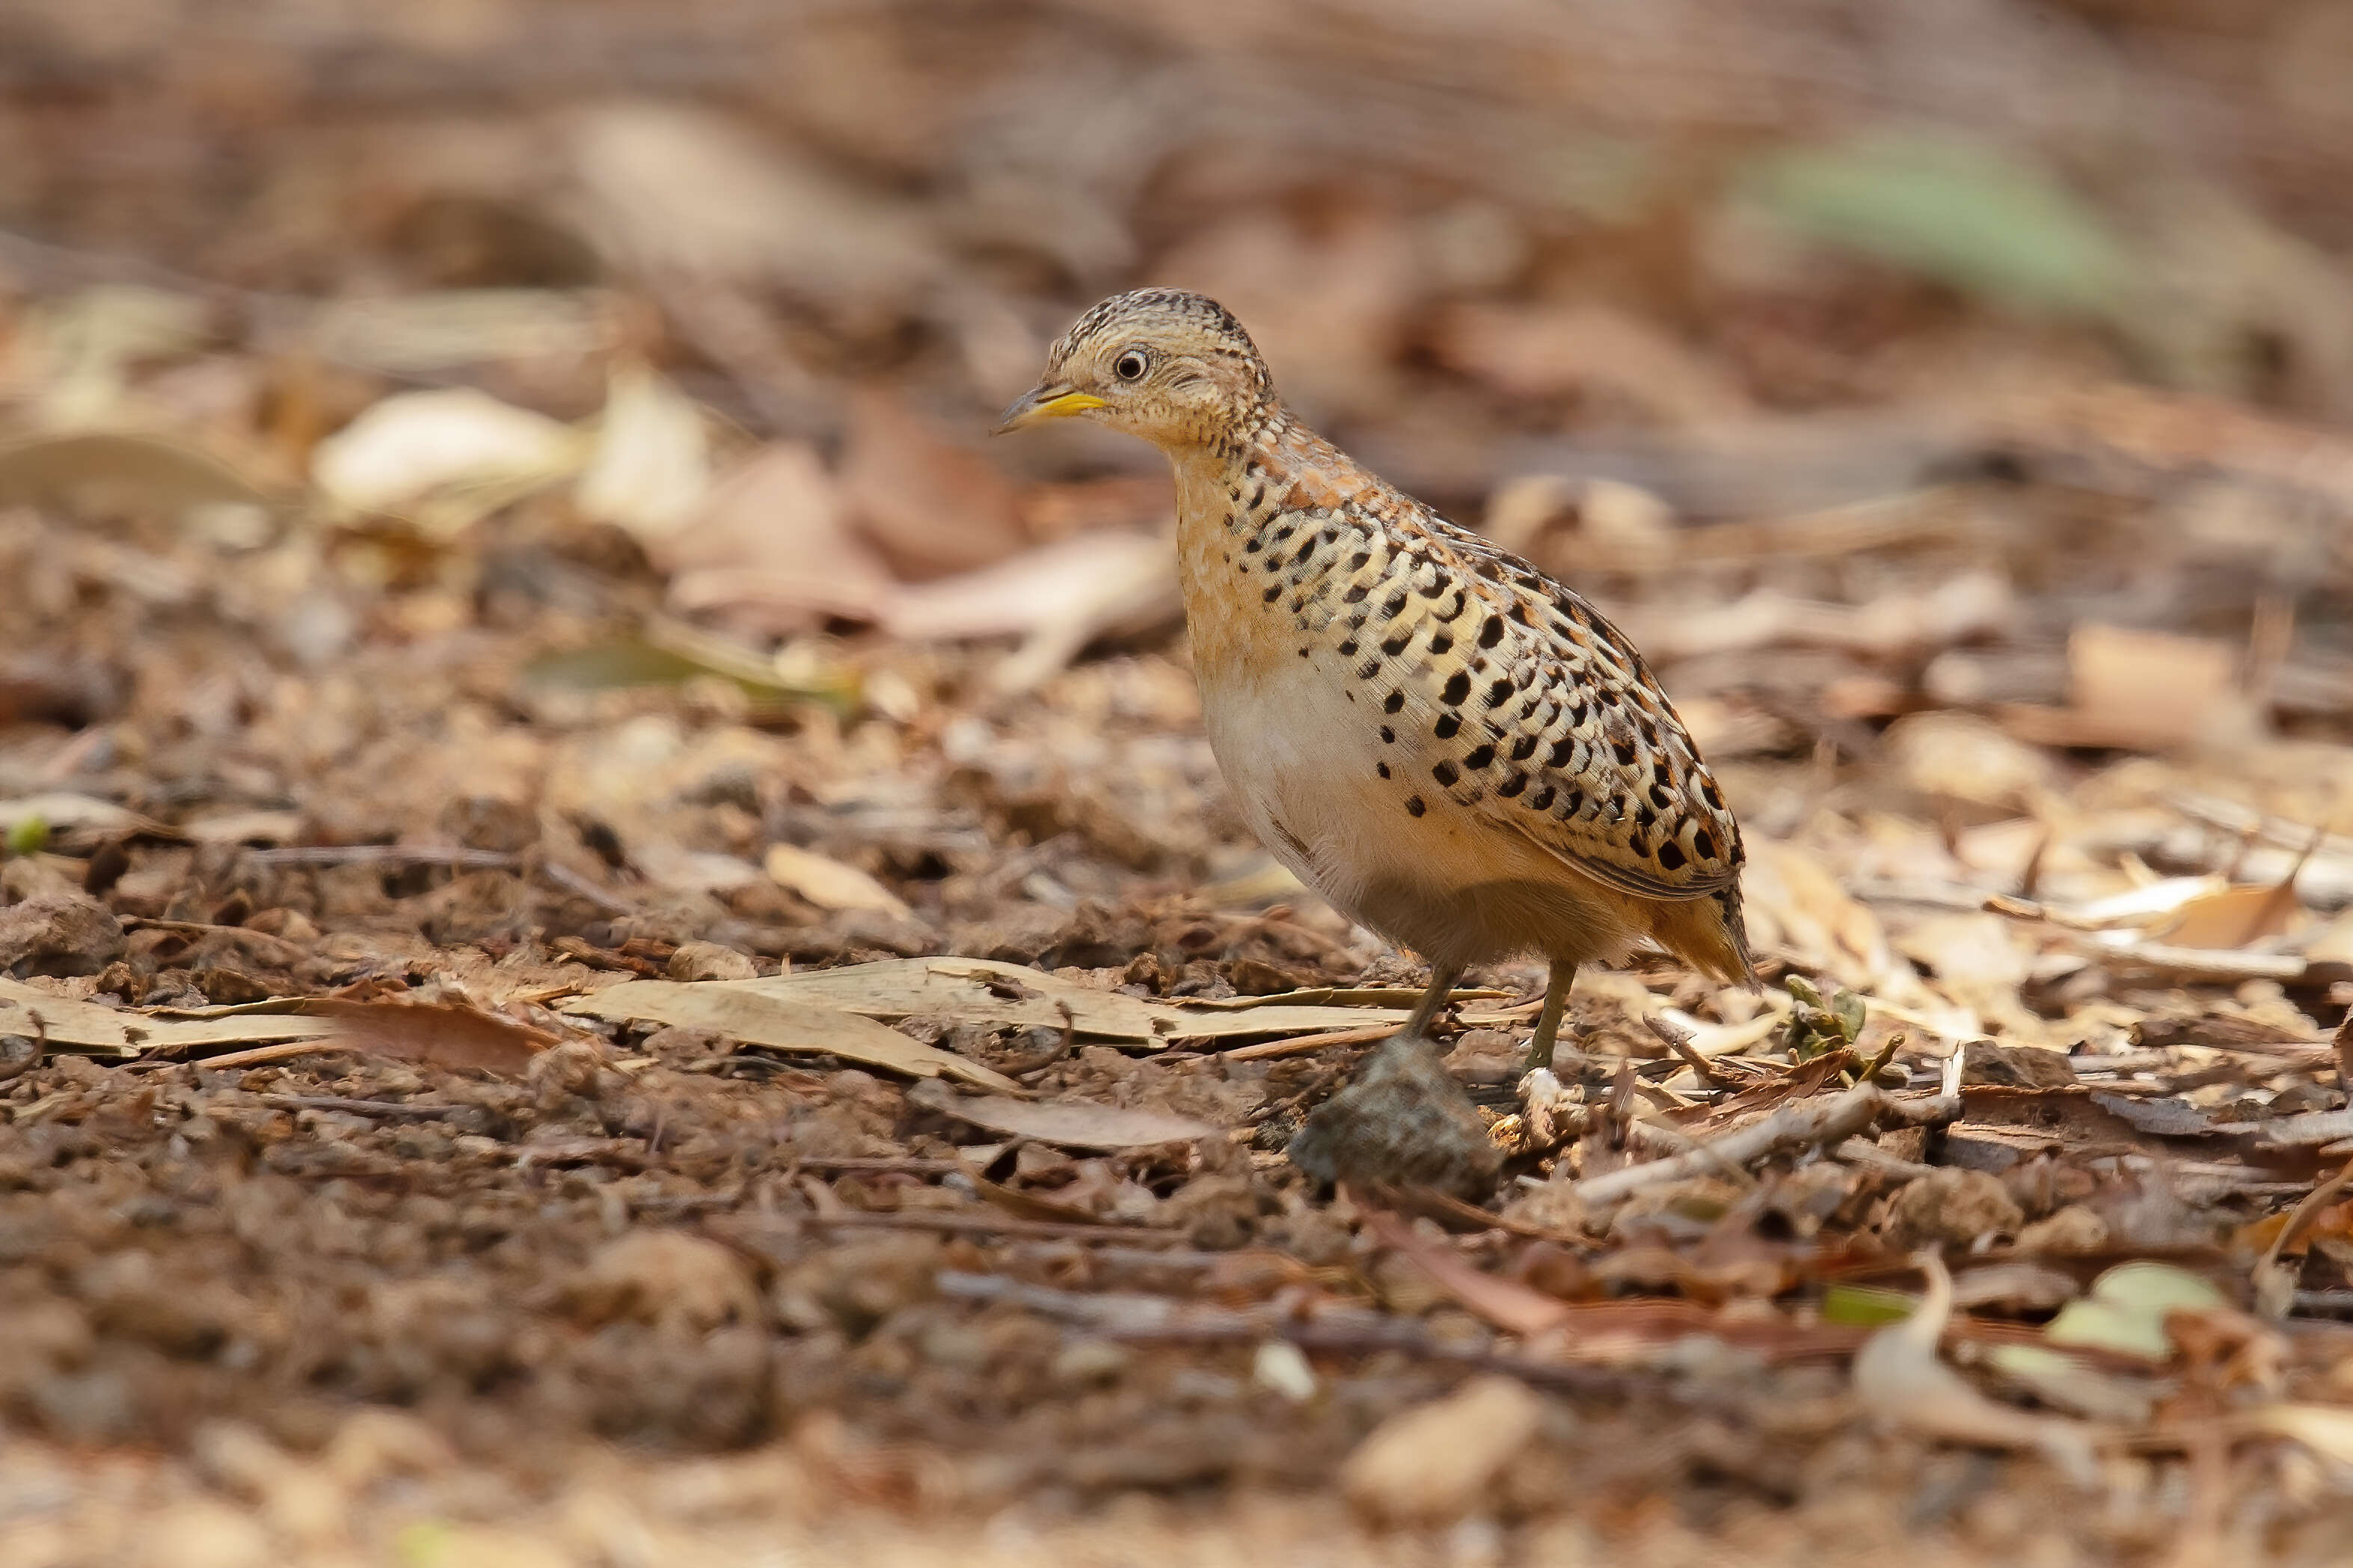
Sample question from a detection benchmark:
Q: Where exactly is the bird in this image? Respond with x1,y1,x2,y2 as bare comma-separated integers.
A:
997,289,1752,1072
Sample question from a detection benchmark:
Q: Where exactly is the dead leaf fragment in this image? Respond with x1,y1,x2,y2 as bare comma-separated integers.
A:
906,1080,1218,1149
1853,1253,2096,1481
660,442,893,630
763,843,912,919
0,978,331,1060
559,980,1017,1092
574,363,713,545
839,389,1027,579
0,430,275,516
313,1000,554,1077
751,956,1422,1045
311,387,584,532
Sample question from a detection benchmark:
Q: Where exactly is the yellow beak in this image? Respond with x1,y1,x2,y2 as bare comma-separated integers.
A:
993,384,1107,434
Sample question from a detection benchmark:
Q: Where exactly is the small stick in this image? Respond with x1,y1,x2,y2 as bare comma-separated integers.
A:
254,1094,468,1120
125,917,312,962
2257,1154,2353,1291
1643,1012,1735,1086
251,844,519,869
770,1210,1185,1243
1220,1023,1396,1060
1575,1081,1961,1206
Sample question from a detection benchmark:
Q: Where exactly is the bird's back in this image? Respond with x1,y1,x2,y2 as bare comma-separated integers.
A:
1172,411,1752,985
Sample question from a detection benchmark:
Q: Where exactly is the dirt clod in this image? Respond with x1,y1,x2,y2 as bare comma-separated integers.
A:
0,892,127,977
1286,1036,1503,1198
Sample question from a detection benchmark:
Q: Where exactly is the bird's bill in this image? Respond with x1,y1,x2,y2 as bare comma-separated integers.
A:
993,384,1107,434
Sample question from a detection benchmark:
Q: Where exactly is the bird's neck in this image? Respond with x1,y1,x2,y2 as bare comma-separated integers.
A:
1167,408,1379,532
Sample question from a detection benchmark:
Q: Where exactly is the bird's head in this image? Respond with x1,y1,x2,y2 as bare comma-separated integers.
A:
995,289,1274,452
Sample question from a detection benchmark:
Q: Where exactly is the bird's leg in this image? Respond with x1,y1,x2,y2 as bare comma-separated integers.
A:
1524,959,1577,1072
1399,962,1466,1042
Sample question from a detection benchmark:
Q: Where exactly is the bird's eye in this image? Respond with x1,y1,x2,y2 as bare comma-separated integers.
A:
1113,351,1147,381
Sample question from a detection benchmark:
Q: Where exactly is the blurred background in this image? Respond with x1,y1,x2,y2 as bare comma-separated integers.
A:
6,1,2353,1558
3,0,2349,968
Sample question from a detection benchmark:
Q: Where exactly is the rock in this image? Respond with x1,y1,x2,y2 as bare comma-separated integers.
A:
570,1230,762,1333
667,940,759,981
0,891,126,977
0,855,78,902
1341,1375,1545,1524
1287,1034,1502,1198
2016,1205,2111,1255
1885,1167,2025,1249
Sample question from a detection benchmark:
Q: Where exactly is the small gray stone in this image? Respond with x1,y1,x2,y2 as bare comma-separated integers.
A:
0,892,126,977
1287,1034,1502,1198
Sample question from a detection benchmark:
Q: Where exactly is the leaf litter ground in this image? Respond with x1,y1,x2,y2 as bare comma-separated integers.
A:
7,3,2353,1561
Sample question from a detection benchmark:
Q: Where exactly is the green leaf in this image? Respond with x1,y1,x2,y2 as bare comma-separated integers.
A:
522,632,858,721
1783,974,1866,1060
2045,1299,2172,1360
2,813,47,857
2044,1261,2230,1359
1739,135,2134,319
1821,1283,1918,1327
2087,1260,2228,1318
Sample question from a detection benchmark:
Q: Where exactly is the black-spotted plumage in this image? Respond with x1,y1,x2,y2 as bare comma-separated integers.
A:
999,289,1755,1069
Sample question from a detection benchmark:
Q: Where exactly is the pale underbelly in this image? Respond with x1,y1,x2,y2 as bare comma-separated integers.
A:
1195,657,1636,970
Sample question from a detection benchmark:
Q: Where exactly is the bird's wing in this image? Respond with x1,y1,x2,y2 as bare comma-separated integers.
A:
1349,503,1745,904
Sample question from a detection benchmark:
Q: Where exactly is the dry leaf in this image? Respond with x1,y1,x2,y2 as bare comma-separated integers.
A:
0,978,336,1060
1435,301,1750,424
311,387,584,532
906,1080,1217,1149
1852,1252,2097,1481
2251,1405,2353,1466
750,956,1427,1045
2158,881,2307,950
0,793,162,840
877,529,1179,694
312,1000,553,1077
568,103,942,320
574,363,713,545
559,980,1017,1092
763,843,912,919
660,442,893,630
2002,624,2255,751
305,289,616,374
0,430,274,516
839,389,1027,578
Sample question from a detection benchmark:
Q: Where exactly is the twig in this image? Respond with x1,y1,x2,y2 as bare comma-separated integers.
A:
2254,1154,2353,1317
253,1093,469,1120
786,1210,1185,1244
124,917,313,962
251,843,519,869
1575,1081,1962,1206
1010,1001,1078,1080
1643,1012,1736,1086
2334,1007,2353,1095
155,1038,348,1072
1221,1023,1397,1060
931,1270,1635,1392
